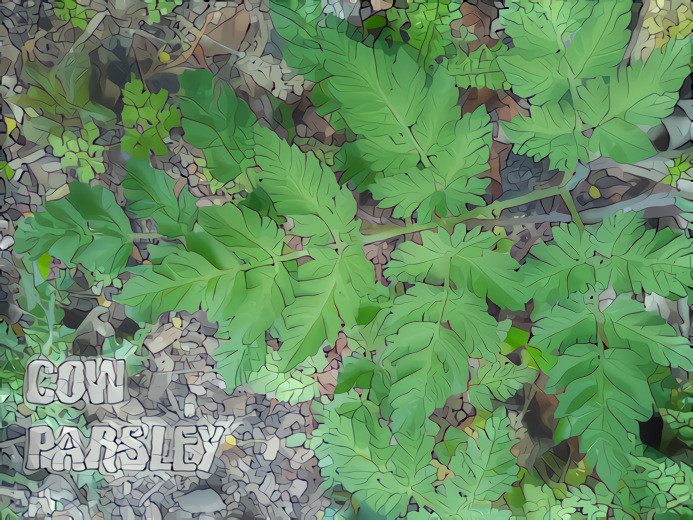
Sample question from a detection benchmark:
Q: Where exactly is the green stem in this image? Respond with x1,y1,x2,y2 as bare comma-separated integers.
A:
361,182,566,244
559,188,584,233
130,232,166,241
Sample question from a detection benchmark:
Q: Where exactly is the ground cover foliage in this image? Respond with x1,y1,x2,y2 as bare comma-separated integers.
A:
1,0,693,518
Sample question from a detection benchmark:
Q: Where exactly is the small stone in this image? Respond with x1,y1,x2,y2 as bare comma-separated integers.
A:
288,479,308,497
176,489,225,514
263,437,279,461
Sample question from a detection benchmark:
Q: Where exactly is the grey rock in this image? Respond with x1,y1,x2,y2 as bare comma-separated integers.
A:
176,489,225,514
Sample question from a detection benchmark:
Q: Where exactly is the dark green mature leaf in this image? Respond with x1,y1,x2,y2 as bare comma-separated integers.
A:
502,101,589,173
382,283,500,360
522,211,693,310
123,159,198,236
370,106,492,222
177,69,256,183
444,408,519,512
253,128,358,244
468,356,537,411
14,183,133,278
532,289,693,369
547,344,653,489
386,226,525,310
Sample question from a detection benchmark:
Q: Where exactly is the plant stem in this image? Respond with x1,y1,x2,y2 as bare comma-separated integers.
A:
360,183,565,244
559,187,584,233
130,232,166,241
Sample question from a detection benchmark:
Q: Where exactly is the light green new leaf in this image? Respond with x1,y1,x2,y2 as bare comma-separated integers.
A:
121,77,181,159
617,455,693,517
450,43,509,90
14,183,133,278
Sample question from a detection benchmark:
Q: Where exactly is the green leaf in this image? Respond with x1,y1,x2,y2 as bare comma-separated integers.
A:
177,69,256,183
561,0,631,80
532,289,693,370
386,226,525,310
122,159,198,236
547,343,654,490
468,356,537,411
444,408,519,512
590,118,657,164
121,76,181,159
311,394,437,520
370,106,492,222
590,211,693,298
382,283,500,360
14,183,133,278
118,204,290,346
335,355,384,394
379,321,469,438
603,295,693,370
497,0,593,104
502,101,589,173
603,36,692,127
519,220,595,306
521,211,693,310
253,129,358,244
275,245,374,371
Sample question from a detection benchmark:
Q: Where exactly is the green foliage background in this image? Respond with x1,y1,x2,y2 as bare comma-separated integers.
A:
1,0,693,518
